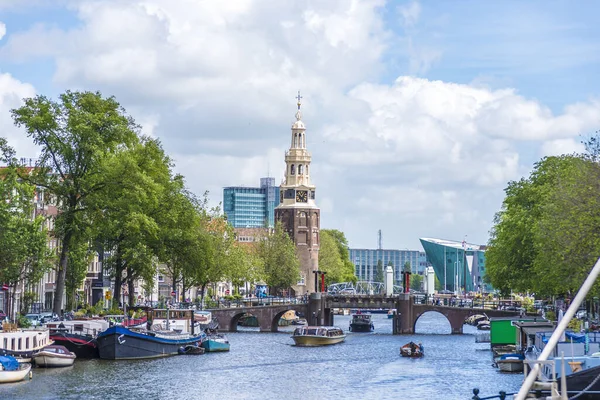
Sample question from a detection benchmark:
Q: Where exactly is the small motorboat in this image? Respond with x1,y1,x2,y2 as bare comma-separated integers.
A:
202,333,231,352
495,353,524,373
400,342,424,358
33,345,76,368
178,345,205,355
477,320,491,330
0,355,32,383
466,314,487,326
291,318,307,326
349,313,374,332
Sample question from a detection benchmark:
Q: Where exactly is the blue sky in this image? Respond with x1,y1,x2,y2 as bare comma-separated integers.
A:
1,0,599,250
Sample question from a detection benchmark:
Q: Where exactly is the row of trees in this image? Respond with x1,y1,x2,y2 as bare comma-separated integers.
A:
0,90,358,316
486,135,600,297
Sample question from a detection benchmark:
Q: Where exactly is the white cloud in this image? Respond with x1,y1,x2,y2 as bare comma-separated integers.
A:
0,72,37,159
398,1,421,28
540,138,585,157
2,1,599,250
0,22,5,41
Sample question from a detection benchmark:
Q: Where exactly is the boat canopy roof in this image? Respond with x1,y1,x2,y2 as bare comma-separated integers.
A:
0,355,19,371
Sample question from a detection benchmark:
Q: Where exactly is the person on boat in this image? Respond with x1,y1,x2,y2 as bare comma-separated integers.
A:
410,342,416,355
418,342,424,354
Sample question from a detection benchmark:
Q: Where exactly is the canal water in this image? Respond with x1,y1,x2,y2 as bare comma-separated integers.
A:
0,313,523,400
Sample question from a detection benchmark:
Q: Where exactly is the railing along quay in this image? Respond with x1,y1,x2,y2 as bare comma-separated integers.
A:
191,295,308,310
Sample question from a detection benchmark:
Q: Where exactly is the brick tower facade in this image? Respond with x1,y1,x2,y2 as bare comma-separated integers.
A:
275,92,320,296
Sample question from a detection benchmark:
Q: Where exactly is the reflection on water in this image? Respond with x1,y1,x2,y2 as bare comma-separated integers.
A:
0,313,522,400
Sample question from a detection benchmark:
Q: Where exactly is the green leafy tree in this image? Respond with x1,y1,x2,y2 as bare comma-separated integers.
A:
0,162,52,318
91,137,172,307
533,155,600,296
65,234,93,311
410,274,423,291
487,149,600,297
323,229,356,284
318,229,356,285
10,91,138,314
374,259,384,283
189,210,236,308
257,222,300,295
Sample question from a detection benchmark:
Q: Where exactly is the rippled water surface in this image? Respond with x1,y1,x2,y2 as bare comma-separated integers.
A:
0,313,523,400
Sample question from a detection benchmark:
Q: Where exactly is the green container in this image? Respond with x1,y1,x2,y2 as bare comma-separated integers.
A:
490,317,538,345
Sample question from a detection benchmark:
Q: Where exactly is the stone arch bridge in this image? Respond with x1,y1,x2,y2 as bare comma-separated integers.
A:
209,293,519,334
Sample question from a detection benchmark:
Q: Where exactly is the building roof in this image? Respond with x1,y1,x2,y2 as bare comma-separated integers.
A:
420,237,486,251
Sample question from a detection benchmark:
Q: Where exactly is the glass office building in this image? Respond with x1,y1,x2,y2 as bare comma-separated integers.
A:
223,177,280,228
419,237,490,293
348,248,427,286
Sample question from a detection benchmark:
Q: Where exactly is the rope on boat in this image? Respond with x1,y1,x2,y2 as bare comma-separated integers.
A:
54,332,97,346
569,371,600,400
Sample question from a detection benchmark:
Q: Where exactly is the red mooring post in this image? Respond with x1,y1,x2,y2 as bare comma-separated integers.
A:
321,273,326,293
404,272,411,293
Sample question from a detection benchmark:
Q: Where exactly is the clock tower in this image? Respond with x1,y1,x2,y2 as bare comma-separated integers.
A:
275,92,320,296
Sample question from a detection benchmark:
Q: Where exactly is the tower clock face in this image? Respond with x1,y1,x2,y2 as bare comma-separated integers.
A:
296,190,308,203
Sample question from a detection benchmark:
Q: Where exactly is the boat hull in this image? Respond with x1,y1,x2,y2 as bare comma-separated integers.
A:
96,326,205,360
49,333,99,359
349,323,373,332
202,338,230,352
33,353,75,368
0,363,31,384
557,365,600,400
497,359,523,373
291,335,346,347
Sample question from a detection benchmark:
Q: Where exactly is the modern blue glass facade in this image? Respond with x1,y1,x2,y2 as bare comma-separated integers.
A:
223,178,280,228
348,248,428,286
419,238,491,293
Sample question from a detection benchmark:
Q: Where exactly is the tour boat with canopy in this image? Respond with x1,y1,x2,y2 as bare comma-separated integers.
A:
291,326,346,347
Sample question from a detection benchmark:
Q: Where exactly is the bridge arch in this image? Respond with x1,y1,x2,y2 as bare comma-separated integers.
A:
210,304,310,333
413,310,452,334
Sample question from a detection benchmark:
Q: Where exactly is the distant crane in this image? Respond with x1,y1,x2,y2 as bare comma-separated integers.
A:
378,229,382,250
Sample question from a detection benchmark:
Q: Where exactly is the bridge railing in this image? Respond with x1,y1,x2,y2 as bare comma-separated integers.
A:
203,295,308,309
414,296,524,311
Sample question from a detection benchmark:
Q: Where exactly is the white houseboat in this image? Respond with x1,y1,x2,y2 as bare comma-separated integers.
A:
0,324,52,362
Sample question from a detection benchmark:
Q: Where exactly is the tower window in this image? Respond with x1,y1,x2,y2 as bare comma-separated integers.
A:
290,164,295,175
298,164,304,175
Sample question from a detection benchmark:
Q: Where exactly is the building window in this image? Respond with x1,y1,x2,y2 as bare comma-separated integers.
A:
291,164,295,175
298,164,304,175
298,273,305,285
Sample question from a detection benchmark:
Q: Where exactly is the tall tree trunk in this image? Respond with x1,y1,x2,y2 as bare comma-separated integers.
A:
9,284,16,322
200,284,206,311
112,249,123,310
53,227,73,316
127,266,135,307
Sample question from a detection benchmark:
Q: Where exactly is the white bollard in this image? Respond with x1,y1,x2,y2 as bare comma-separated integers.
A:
385,266,393,296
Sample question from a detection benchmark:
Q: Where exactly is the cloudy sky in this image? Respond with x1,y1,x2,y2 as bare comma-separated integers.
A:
1,1,599,251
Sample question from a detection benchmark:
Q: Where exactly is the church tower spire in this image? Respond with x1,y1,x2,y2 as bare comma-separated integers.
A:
275,92,320,296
